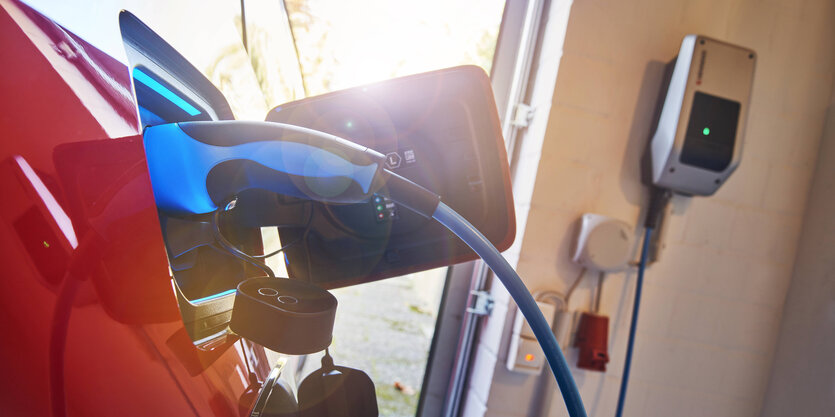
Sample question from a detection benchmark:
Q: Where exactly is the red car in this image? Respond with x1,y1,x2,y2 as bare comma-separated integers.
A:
0,1,292,415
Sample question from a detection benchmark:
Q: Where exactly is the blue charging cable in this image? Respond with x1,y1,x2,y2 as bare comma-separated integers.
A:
614,226,653,417
433,202,588,417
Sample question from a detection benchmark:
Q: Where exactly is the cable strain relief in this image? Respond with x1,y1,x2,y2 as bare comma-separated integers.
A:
384,170,441,218
644,186,671,229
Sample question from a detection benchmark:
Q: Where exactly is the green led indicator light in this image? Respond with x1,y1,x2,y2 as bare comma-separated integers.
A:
702,127,710,135
376,205,384,211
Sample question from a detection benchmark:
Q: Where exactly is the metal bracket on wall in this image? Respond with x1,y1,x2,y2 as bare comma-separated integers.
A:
467,290,494,316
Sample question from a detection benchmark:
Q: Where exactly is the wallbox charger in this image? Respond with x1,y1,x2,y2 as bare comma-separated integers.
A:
650,35,756,196
619,34,758,417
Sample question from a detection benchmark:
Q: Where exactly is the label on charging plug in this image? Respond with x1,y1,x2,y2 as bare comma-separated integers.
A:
372,194,399,223
383,148,417,170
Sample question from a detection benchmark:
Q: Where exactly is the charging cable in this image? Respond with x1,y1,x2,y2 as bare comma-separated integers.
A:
432,202,588,417
613,226,651,417
384,171,587,417
614,187,669,417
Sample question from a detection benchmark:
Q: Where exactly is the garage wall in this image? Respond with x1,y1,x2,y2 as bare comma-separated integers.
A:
463,0,835,416
760,80,835,417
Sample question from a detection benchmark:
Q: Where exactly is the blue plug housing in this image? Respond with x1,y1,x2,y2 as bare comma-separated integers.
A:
143,121,386,215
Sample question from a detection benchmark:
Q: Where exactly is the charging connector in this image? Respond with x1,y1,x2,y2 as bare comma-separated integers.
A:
382,170,441,218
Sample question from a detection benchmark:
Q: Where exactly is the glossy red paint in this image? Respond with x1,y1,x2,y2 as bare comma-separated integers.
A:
0,1,266,415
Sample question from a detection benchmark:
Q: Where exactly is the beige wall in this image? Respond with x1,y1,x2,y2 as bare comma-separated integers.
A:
760,84,835,416
465,0,835,416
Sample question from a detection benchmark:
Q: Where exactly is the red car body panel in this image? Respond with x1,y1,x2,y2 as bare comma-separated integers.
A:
0,1,265,415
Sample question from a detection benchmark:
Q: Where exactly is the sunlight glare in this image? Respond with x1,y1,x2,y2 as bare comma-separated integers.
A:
288,0,505,95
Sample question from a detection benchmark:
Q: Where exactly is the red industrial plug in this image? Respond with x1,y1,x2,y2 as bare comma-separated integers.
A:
574,312,610,372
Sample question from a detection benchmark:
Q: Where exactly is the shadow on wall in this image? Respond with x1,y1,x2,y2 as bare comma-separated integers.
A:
621,61,695,253
620,61,667,211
